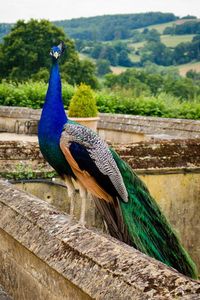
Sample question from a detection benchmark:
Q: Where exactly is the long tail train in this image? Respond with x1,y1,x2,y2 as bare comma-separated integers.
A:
95,148,198,279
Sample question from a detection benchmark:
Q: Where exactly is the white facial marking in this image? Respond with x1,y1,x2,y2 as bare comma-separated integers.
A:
54,52,59,59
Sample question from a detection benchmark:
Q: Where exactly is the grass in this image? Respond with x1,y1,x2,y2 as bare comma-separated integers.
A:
161,34,195,47
129,41,146,50
135,18,197,34
78,53,95,62
178,61,200,76
130,34,195,51
129,53,141,62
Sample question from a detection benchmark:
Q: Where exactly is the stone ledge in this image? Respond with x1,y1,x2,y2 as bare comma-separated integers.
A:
0,139,200,174
0,106,200,138
99,113,200,137
0,285,12,300
0,180,200,300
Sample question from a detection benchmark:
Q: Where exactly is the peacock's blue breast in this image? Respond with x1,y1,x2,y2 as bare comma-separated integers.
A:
39,135,74,177
38,116,74,177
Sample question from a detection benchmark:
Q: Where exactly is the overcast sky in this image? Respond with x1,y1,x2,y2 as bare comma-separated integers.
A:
1,0,200,23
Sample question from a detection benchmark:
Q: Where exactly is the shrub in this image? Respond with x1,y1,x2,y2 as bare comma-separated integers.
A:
68,83,98,117
96,89,200,119
0,80,199,120
0,80,74,109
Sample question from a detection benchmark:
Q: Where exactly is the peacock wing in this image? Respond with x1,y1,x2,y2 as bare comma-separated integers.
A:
60,122,128,202
60,128,113,202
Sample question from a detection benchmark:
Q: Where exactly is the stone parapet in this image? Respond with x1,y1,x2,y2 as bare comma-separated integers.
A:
0,139,200,174
98,113,200,138
0,106,200,140
0,285,13,300
0,180,200,300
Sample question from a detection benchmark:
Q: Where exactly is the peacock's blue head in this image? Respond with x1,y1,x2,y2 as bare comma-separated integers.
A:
50,41,65,60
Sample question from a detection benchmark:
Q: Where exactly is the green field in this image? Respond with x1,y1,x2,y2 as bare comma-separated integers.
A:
129,41,146,50
79,53,95,61
161,34,195,47
135,19,196,34
130,34,195,51
129,53,141,62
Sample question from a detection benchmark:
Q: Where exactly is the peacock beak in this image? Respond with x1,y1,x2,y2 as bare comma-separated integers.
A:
53,52,59,59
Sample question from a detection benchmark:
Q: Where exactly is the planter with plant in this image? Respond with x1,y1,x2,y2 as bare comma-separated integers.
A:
68,83,99,131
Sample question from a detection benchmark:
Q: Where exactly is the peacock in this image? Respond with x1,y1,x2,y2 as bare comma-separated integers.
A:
38,42,198,279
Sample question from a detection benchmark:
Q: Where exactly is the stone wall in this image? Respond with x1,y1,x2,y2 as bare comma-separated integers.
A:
0,180,200,300
1,106,200,142
0,106,40,134
98,113,200,142
1,139,200,174
0,139,200,271
0,285,12,300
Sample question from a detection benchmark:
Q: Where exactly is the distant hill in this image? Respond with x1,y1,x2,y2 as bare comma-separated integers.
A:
54,12,177,41
0,12,199,75
0,12,177,43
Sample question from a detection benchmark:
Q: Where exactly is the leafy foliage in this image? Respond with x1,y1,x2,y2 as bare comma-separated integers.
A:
0,19,75,80
0,19,98,88
0,80,74,108
2,162,56,180
164,20,200,35
104,68,200,101
68,83,98,117
96,91,200,119
0,78,199,119
61,58,98,88
96,59,112,76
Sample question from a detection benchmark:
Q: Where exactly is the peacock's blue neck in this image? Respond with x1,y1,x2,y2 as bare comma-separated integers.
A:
39,61,68,141
38,60,73,176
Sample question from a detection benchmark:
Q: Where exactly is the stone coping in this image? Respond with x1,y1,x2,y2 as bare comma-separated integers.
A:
0,180,200,300
0,285,13,300
0,106,200,137
0,139,199,174
98,113,200,137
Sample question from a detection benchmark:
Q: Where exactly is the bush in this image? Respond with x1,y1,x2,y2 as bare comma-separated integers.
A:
96,89,200,119
68,83,98,117
0,80,199,120
0,80,74,109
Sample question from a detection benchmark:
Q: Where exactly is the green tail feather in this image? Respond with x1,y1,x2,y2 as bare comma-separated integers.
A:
110,148,198,279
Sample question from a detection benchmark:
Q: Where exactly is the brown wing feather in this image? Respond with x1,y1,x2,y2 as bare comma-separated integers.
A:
93,196,132,245
60,141,113,202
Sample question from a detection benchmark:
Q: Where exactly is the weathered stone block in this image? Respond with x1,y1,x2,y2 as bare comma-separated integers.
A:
0,180,200,300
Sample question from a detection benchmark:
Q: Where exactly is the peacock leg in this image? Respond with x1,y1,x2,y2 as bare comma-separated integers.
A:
78,182,87,226
64,176,76,219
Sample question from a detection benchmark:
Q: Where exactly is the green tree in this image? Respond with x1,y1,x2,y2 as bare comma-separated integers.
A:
145,29,161,43
118,50,133,67
0,19,98,86
0,19,76,80
99,46,118,66
62,58,98,88
96,59,112,76
186,70,200,81
163,77,198,100
141,41,173,66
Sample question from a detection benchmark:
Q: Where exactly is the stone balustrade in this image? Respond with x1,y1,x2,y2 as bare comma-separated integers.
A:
0,106,200,142
0,180,200,300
